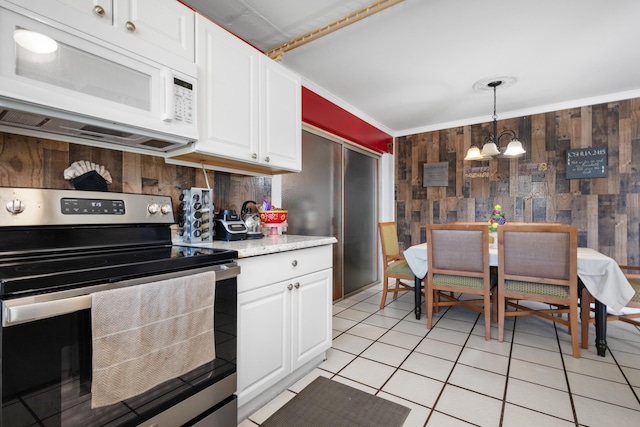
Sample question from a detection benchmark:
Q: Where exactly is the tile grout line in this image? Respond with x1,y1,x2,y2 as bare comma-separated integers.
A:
250,287,640,426
422,309,482,426
498,315,516,427
550,320,581,426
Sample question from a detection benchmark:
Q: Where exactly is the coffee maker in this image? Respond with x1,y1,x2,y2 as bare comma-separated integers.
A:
241,200,263,239
214,209,247,241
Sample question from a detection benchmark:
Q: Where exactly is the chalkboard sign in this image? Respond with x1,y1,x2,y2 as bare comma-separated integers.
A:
566,147,607,179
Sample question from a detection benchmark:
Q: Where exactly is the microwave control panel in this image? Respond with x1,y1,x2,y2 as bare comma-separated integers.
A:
173,78,194,124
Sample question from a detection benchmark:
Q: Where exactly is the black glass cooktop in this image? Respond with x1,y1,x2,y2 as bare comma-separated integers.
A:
0,245,237,298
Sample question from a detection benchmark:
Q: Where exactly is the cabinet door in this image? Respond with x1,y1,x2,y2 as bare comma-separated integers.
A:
6,0,113,27
260,57,302,172
292,269,332,369
195,14,259,162
114,0,195,61
237,281,291,407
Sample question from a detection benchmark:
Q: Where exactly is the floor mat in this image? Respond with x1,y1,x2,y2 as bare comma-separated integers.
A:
261,376,410,427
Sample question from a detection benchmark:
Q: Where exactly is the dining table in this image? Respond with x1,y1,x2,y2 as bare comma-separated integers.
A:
403,243,635,357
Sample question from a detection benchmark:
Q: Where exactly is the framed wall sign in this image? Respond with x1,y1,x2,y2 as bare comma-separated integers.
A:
423,162,448,187
464,166,489,178
566,147,607,179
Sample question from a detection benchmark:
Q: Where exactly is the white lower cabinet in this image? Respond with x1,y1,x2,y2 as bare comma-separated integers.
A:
236,246,332,408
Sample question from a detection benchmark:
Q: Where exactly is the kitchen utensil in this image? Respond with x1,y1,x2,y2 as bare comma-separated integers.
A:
241,201,263,239
178,188,214,243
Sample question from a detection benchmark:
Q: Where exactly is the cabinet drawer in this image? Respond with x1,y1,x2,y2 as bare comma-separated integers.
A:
238,245,332,293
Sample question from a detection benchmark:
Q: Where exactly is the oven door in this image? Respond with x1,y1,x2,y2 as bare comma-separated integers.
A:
0,264,238,427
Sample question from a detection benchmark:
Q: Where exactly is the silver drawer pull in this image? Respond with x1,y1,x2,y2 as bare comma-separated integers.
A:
292,260,298,267
294,282,300,289
287,283,293,290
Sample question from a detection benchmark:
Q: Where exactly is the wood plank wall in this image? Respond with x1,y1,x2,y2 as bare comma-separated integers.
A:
0,132,272,214
395,97,640,265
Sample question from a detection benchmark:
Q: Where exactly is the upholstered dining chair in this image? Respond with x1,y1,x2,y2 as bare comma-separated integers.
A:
378,222,416,309
581,265,640,348
426,223,495,340
497,224,580,358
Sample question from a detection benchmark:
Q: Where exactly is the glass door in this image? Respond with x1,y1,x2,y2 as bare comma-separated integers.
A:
343,148,378,295
283,129,378,300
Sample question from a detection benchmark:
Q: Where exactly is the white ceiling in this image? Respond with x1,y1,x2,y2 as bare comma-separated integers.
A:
182,0,640,137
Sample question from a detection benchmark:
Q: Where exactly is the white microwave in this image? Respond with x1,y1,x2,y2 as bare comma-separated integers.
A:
0,7,197,153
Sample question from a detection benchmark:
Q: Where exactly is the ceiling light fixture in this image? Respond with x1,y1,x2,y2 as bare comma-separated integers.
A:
464,79,526,161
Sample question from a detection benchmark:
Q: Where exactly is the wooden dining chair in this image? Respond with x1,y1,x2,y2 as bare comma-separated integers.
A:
581,265,640,348
426,223,495,340
497,224,580,357
378,222,416,309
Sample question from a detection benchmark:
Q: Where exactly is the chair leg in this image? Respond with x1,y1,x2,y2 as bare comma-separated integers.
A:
380,275,389,309
392,278,400,300
484,292,491,341
580,287,591,349
570,303,580,358
491,289,498,323
498,293,505,342
426,285,434,330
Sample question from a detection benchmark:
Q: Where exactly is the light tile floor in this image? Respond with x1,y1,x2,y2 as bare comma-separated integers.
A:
239,283,640,426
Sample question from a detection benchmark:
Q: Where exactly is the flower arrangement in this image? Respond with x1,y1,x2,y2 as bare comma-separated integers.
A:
488,204,506,232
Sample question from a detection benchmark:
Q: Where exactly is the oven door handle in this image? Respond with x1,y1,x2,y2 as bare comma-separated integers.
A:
4,295,92,326
2,263,239,327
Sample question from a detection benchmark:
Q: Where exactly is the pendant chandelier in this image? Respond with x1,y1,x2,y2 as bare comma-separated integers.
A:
464,80,526,161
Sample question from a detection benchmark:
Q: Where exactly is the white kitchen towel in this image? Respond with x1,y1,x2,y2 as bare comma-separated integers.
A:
91,271,216,408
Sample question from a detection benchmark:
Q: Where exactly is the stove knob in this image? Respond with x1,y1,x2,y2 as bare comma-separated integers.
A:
160,204,172,215
147,203,160,214
6,198,26,214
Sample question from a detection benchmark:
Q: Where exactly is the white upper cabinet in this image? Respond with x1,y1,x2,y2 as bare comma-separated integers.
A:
167,14,301,175
195,15,260,163
113,0,195,62
261,57,302,172
5,0,195,67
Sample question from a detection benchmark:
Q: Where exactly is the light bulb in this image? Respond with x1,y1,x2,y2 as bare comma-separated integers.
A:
14,29,58,54
503,139,526,157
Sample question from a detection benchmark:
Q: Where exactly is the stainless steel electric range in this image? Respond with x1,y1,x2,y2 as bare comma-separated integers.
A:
0,188,239,427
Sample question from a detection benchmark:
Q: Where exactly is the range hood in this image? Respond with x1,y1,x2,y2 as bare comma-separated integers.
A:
0,98,194,154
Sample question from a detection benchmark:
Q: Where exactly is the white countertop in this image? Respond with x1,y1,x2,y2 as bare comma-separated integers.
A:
175,234,337,258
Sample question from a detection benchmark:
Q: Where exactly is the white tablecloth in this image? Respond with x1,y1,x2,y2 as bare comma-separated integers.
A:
403,243,635,311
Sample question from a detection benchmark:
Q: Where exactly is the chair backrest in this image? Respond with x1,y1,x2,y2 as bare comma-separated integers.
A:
379,222,401,260
426,223,489,276
498,224,577,283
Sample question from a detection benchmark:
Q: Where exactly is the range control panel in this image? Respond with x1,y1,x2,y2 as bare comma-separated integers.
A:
0,188,174,226
61,198,126,215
